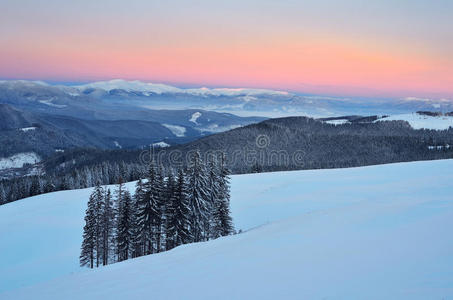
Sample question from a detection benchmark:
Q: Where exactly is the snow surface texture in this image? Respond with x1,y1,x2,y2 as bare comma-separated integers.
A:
1,160,453,299
379,113,453,130
0,152,40,170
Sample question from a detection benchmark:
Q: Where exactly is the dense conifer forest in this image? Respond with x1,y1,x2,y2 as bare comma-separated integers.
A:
2,117,453,205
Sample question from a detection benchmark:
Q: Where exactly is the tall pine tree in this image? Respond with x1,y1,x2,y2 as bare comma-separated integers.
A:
80,183,104,268
80,192,96,268
136,161,161,255
93,183,105,268
101,188,115,266
206,156,220,240
117,190,133,261
186,151,210,242
212,154,234,237
0,185,5,204
154,166,166,252
174,168,192,247
132,179,145,258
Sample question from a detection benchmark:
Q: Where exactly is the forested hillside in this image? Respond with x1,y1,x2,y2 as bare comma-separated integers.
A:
167,116,453,172
2,116,453,205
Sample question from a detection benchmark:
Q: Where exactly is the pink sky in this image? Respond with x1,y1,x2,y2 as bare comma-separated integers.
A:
1,0,452,99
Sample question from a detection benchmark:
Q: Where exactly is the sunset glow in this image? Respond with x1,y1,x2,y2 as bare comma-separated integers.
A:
1,0,452,98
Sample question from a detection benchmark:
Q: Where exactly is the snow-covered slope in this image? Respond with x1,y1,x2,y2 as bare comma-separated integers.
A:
379,113,453,130
189,111,202,124
0,152,40,170
1,160,453,299
162,124,186,137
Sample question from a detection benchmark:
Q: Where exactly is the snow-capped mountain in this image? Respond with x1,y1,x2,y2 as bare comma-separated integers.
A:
70,79,453,117
74,79,290,97
75,79,183,95
2,79,453,118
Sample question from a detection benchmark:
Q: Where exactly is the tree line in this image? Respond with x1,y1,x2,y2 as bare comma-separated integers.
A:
0,161,147,205
80,152,234,268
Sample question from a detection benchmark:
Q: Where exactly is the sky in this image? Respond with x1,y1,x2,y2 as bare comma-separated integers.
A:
0,0,452,99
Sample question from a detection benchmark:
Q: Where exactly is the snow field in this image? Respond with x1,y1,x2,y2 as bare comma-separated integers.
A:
1,160,453,299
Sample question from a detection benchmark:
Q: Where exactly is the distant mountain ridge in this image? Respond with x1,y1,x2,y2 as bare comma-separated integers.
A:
2,79,453,118
73,79,290,97
0,104,37,130
0,104,260,160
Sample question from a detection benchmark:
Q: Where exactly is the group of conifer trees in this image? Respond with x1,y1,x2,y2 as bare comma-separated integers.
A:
80,152,234,268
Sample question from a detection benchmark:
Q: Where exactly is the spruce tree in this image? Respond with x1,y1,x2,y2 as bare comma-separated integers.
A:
164,170,177,250
112,178,125,261
136,161,161,255
117,190,133,261
0,185,5,204
186,151,210,242
29,176,41,196
18,181,27,199
213,154,234,237
206,156,220,240
101,188,115,266
80,189,99,268
154,166,166,252
174,168,192,246
9,182,19,203
92,182,105,267
132,179,145,258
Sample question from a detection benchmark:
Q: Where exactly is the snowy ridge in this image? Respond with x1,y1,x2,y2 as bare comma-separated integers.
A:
1,160,453,299
185,86,290,97
76,79,182,94
74,79,291,97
